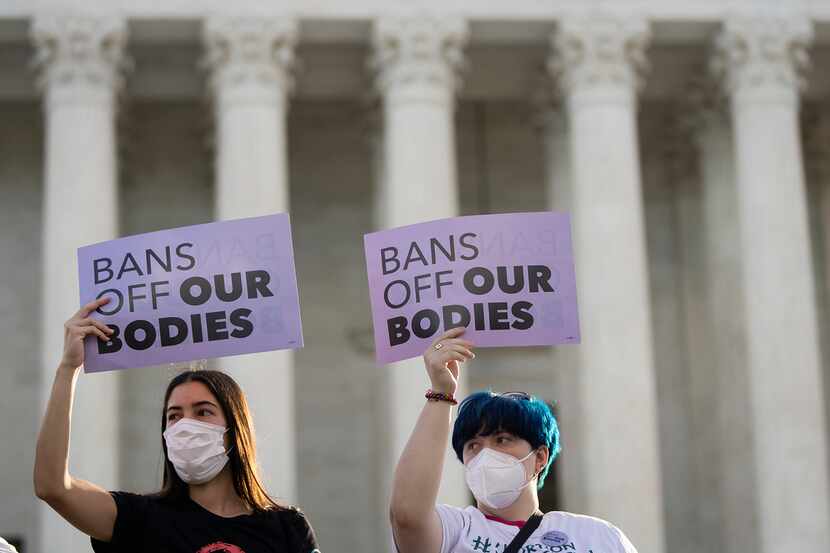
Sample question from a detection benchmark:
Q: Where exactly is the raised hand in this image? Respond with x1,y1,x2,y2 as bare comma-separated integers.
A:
422,327,475,396
60,297,113,371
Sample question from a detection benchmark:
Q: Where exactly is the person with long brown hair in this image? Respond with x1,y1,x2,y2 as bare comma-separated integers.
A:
34,297,319,552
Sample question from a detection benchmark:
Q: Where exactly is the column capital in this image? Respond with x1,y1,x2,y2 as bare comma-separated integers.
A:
802,105,830,183
711,16,813,105
31,15,128,108
361,98,384,143
371,15,468,107
530,75,567,134
549,15,650,106
658,108,699,185
203,16,298,106
681,74,730,148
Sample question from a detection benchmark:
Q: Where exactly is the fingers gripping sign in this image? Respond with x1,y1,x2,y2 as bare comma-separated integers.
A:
423,327,475,397
61,297,115,370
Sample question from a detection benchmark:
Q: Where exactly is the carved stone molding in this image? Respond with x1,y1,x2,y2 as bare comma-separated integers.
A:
203,16,298,106
660,108,700,186
711,17,812,104
680,71,731,150
371,15,468,107
31,15,128,107
549,15,650,104
361,97,383,148
802,104,830,183
530,73,567,134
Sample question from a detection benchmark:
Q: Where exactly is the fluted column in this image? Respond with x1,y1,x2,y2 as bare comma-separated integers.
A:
803,108,830,488
656,114,709,553
371,14,470,526
203,16,298,502
534,89,584,510
535,90,571,213
31,15,126,553
366,102,387,231
691,98,757,553
713,17,829,551
550,16,665,553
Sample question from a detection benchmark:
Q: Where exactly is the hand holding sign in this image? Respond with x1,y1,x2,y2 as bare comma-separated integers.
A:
364,212,580,364
423,327,475,396
59,297,115,371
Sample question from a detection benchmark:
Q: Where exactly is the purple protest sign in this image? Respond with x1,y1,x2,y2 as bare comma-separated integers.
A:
78,213,303,373
364,212,580,364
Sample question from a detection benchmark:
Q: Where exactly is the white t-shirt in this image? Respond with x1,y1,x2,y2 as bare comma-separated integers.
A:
436,504,637,553
0,537,18,553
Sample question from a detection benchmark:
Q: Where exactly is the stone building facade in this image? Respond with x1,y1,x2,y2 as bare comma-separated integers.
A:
1,1,830,552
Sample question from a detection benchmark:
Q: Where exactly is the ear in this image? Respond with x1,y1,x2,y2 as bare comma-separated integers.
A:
534,446,550,476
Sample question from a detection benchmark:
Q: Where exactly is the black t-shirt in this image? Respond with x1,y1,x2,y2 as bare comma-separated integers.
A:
90,492,319,553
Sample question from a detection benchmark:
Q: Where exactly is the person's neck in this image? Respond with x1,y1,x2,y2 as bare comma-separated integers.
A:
477,489,539,523
188,466,250,518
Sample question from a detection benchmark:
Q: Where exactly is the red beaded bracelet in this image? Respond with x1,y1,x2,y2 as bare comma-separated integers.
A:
425,389,458,405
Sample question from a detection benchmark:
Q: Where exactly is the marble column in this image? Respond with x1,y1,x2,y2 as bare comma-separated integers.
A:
803,107,830,500
713,16,830,551
366,102,387,234
535,91,572,213
203,16,298,502
31,15,126,553
371,13,470,524
692,98,758,553
534,90,583,509
550,16,665,553
652,113,707,553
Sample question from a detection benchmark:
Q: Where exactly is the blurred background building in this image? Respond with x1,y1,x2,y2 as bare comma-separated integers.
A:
1,0,830,552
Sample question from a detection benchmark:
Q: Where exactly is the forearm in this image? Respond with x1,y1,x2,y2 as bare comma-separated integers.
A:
390,399,453,525
34,366,78,499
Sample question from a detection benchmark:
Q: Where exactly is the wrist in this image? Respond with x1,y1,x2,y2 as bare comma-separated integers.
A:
425,389,458,405
427,381,455,396
56,362,80,374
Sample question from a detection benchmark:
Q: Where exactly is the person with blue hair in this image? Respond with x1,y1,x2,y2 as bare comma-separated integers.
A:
390,327,637,553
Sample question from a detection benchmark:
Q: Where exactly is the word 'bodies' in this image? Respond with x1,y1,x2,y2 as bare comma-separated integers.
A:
77,213,304,372
363,212,580,364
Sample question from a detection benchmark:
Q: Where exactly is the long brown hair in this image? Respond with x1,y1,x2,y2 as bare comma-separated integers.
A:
157,369,283,512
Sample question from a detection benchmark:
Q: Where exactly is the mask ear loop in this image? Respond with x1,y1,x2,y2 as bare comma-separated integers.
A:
515,448,542,491
223,427,234,456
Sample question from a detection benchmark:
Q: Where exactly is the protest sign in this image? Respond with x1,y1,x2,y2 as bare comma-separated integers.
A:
364,212,580,364
77,213,303,372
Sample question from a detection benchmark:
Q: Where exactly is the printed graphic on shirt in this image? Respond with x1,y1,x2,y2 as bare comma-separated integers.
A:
541,531,569,547
467,535,578,552
436,504,634,553
197,543,245,553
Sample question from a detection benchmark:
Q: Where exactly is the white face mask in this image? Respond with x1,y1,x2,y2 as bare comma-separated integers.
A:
464,447,537,510
163,418,230,485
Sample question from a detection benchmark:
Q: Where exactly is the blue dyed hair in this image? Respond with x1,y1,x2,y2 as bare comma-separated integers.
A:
452,391,560,489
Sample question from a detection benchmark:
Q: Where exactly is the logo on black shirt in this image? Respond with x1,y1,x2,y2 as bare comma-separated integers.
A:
197,543,245,553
